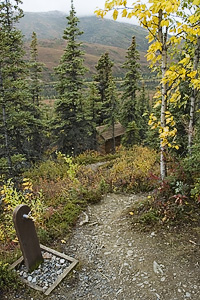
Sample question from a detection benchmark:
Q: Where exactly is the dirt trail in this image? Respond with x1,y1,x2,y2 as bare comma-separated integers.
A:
3,193,200,300
50,193,200,300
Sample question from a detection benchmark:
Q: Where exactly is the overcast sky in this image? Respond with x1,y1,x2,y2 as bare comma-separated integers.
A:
20,0,105,14
20,0,138,24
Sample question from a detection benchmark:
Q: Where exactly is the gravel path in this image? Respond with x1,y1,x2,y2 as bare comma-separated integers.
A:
50,193,200,300
3,193,200,299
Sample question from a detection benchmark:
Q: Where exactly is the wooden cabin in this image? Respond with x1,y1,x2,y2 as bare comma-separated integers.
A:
96,123,125,154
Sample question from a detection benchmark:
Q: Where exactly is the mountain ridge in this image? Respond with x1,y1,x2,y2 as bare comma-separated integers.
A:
18,11,152,87
18,11,149,51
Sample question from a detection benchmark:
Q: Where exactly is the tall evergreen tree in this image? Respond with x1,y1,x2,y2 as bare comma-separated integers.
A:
29,31,43,106
28,31,45,160
85,83,102,150
53,0,88,155
136,82,150,142
104,76,119,152
0,0,41,176
120,36,141,127
94,52,114,125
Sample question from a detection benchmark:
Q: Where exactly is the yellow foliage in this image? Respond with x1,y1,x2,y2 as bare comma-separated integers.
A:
108,146,159,192
161,19,170,27
113,9,119,20
193,0,200,5
0,179,46,244
187,70,197,78
94,0,198,153
122,8,127,17
153,100,161,108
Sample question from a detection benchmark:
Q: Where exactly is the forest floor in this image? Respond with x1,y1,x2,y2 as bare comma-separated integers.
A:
3,193,200,300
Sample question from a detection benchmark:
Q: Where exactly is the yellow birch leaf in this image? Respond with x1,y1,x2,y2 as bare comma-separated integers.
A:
171,121,175,126
162,215,167,222
193,0,200,5
113,9,119,20
165,2,172,13
153,101,161,108
12,238,19,243
161,20,169,27
122,9,127,17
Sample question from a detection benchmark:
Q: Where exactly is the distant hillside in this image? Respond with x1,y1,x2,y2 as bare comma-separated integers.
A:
28,39,149,82
19,11,155,95
18,11,149,52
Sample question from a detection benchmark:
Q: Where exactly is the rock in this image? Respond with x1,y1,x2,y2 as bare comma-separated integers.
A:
150,232,156,237
43,252,52,259
57,269,62,275
161,277,166,282
185,292,191,298
153,261,164,275
27,276,32,282
127,250,133,257
60,259,65,264
32,277,37,284
80,212,89,226
104,252,111,255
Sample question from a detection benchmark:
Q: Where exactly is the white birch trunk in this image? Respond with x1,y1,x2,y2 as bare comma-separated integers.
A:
188,36,200,154
160,48,167,180
159,10,168,181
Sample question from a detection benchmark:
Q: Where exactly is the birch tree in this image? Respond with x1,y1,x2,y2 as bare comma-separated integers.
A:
179,1,200,153
95,0,200,179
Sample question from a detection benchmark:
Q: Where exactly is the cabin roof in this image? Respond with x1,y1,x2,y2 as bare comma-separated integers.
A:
96,123,125,141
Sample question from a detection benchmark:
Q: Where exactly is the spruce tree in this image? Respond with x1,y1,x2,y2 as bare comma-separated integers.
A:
53,0,88,155
85,83,102,150
28,31,45,160
120,36,141,127
104,76,119,153
29,32,43,106
94,52,114,125
0,0,41,176
136,82,150,142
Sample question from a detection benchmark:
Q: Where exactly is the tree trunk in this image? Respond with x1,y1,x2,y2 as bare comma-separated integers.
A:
2,104,13,175
112,120,115,153
160,48,167,180
0,66,13,175
159,10,168,181
188,35,200,154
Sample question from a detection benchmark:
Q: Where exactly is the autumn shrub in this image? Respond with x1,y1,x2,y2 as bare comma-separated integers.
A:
130,154,200,226
0,179,46,247
74,150,104,165
106,146,159,192
22,157,106,242
191,178,200,202
44,200,82,240
24,152,79,183
75,149,119,165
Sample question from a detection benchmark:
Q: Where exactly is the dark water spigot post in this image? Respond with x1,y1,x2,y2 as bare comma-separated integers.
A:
13,204,43,272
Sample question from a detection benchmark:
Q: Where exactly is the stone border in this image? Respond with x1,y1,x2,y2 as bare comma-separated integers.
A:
9,244,78,295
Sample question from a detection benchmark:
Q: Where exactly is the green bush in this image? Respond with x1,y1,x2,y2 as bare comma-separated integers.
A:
140,210,160,225
0,262,21,292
